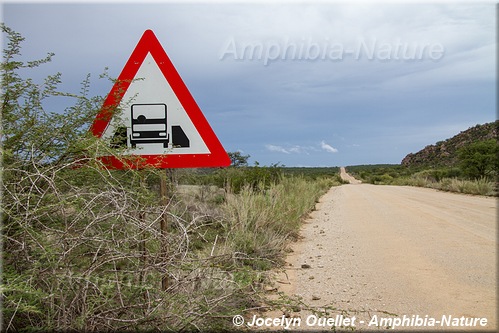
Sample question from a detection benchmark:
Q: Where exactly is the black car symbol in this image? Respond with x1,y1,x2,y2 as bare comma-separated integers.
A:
129,103,169,148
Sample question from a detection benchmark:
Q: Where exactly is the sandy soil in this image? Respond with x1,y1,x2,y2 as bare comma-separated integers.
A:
268,172,497,331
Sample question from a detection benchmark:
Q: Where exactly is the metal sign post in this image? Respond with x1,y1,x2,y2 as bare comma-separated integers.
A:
159,171,169,290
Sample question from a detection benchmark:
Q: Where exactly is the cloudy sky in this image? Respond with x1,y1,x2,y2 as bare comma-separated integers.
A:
2,1,496,166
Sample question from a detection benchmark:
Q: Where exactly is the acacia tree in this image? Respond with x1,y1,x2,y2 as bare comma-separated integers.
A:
1,25,244,331
228,151,250,167
457,139,498,179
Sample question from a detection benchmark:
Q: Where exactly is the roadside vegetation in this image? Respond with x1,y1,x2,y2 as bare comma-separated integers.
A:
347,149,498,197
1,25,342,331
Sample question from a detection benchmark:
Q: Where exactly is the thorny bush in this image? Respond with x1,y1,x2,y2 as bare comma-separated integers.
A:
0,24,257,331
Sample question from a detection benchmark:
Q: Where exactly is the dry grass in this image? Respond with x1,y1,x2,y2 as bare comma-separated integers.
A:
393,176,496,196
219,176,337,270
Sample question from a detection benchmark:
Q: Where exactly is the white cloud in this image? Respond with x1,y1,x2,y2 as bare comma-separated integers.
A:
265,144,317,154
265,144,290,154
321,141,338,153
287,146,302,154
267,142,338,154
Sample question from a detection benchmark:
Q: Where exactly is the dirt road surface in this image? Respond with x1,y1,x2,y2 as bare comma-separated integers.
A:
272,172,496,331
339,166,362,184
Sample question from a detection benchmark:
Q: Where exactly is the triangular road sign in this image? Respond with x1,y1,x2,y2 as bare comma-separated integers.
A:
90,29,230,169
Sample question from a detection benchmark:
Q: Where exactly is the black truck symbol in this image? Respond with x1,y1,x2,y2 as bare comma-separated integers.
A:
110,103,190,149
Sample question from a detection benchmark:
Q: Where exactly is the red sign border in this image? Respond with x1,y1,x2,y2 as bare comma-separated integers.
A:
90,30,230,169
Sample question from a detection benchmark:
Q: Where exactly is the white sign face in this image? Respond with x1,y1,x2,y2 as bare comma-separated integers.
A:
101,53,210,155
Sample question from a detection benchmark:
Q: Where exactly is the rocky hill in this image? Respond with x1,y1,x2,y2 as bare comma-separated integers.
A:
401,120,498,168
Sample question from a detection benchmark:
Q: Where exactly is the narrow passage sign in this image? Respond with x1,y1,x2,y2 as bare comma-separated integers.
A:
90,29,230,169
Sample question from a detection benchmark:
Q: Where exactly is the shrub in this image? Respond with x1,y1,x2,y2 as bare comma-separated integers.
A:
458,139,499,179
213,163,283,194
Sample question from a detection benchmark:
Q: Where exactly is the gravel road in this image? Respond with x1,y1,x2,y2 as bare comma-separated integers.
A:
271,173,496,331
